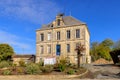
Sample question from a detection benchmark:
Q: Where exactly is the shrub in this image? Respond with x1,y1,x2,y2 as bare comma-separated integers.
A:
16,67,25,74
3,69,11,75
54,58,68,72
19,60,26,67
11,63,17,71
58,63,66,72
41,65,53,73
67,69,75,75
25,63,39,74
0,61,10,68
37,61,44,67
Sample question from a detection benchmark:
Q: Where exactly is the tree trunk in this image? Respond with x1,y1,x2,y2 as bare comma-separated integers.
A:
78,52,80,68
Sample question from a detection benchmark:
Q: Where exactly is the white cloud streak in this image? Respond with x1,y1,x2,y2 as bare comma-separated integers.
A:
0,29,33,52
0,0,62,24
0,0,62,53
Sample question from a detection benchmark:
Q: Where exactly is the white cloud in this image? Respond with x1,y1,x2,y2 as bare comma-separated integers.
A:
0,0,62,24
0,0,62,54
0,29,34,53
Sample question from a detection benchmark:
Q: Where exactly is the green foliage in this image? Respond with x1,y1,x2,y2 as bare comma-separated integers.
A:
25,63,39,74
16,67,25,74
55,59,68,72
3,69,11,75
0,61,10,68
19,59,26,67
11,63,17,71
0,44,14,61
41,65,53,73
58,63,66,72
37,61,44,66
67,69,75,74
113,40,120,50
97,44,111,60
101,39,114,47
90,39,113,61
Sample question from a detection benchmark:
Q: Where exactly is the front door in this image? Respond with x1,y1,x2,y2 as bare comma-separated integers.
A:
56,44,61,56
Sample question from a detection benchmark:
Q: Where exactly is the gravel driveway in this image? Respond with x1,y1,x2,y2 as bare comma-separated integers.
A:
85,63,120,79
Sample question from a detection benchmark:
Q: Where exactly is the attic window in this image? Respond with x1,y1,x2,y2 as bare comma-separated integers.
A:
57,19,60,26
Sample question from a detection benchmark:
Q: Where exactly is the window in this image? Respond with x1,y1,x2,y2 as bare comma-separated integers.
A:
67,44,70,53
57,19,60,26
48,32,51,41
76,29,80,38
67,30,70,39
57,31,60,40
40,46,44,54
40,33,44,41
47,45,51,54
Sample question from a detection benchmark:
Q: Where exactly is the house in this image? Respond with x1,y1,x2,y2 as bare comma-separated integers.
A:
36,14,91,64
12,54,35,65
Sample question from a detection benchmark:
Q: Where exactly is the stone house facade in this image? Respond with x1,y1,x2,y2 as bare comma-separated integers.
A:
36,14,91,64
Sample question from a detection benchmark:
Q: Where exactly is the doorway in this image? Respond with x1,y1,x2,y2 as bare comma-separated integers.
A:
56,44,61,56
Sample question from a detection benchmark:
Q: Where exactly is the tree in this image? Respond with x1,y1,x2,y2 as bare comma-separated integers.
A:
75,43,85,68
90,42,99,61
97,44,111,60
0,44,14,61
90,39,113,61
113,40,120,50
101,39,114,47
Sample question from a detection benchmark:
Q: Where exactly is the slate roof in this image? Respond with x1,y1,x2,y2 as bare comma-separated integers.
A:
39,16,86,30
63,16,85,26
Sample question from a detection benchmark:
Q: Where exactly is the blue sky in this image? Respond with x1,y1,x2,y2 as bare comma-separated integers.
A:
0,0,120,54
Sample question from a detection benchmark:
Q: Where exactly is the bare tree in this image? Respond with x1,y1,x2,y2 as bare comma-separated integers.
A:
75,43,86,68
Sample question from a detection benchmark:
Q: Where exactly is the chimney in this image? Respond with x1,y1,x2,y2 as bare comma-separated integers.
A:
56,13,64,19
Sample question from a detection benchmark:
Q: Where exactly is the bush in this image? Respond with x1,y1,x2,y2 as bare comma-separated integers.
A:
67,69,75,75
0,61,10,68
3,69,11,75
37,61,44,67
11,63,17,71
58,63,66,72
16,67,25,74
25,63,39,74
19,60,26,67
54,59,68,72
41,65,53,73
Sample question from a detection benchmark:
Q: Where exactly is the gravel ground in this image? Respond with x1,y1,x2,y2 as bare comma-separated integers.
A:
84,63,120,79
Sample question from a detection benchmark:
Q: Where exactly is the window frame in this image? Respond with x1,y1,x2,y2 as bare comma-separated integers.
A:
67,30,71,39
40,45,44,54
47,45,51,54
67,44,70,53
76,29,80,38
48,32,51,41
57,31,60,40
57,19,60,26
40,33,44,41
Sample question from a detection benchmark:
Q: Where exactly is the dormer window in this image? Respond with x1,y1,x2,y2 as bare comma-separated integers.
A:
57,19,60,26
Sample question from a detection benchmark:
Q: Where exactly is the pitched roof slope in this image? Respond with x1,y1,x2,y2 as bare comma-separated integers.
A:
62,16,85,26
39,16,86,30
